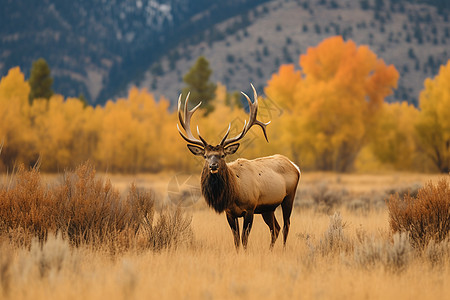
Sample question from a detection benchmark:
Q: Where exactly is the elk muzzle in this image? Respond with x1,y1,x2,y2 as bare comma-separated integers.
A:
209,162,219,173
207,155,221,174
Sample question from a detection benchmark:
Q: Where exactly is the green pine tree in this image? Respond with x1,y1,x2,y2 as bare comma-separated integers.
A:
29,58,54,103
78,93,89,107
225,91,243,109
182,56,216,115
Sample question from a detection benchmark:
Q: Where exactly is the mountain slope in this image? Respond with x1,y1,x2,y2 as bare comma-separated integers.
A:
1,0,448,105
138,0,450,106
0,0,268,104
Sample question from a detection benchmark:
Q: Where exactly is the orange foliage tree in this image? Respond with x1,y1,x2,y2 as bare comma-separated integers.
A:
265,36,399,171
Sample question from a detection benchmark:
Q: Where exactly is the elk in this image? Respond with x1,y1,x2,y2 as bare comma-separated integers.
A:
177,84,300,249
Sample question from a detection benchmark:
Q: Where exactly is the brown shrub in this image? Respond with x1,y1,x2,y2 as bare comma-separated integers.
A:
0,162,193,252
387,178,450,248
0,165,55,243
51,163,144,246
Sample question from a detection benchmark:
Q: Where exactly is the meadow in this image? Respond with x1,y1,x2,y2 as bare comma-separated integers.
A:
1,167,449,300
1,6,449,299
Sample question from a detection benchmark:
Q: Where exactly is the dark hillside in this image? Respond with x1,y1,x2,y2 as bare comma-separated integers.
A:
1,0,448,105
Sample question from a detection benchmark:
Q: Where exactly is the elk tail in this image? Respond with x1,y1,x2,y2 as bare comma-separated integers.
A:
289,159,301,182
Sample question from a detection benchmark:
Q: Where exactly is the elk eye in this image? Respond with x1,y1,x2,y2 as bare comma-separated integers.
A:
221,155,225,158
203,155,207,158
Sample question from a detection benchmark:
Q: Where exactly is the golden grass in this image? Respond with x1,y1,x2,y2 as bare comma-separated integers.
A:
1,172,449,299
1,208,449,299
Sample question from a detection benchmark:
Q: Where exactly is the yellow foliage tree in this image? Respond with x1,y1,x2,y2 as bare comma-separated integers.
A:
96,87,176,173
30,96,98,171
265,36,399,171
368,102,420,170
0,66,200,173
416,59,450,173
0,49,416,174
0,67,35,170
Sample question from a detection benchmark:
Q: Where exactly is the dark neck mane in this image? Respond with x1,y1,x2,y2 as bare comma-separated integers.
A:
201,164,236,213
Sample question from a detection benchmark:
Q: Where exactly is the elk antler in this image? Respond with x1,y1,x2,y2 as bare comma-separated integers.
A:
177,93,208,147
220,84,270,147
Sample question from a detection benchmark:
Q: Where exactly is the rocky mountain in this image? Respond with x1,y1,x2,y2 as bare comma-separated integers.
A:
140,0,450,106
0,0,268,104
1,0,449,106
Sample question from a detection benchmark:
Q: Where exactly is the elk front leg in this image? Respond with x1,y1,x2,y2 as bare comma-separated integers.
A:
242,211,254,249
226,212,240,249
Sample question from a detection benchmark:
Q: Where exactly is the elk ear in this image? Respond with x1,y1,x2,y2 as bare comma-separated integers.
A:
187,144,205,156
224,143,240,155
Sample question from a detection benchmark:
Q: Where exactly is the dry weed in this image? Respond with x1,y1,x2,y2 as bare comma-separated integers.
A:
311,182,349,212
346,191,387,213
353,232,412,272
299,182,350,213
318,212,352,255
424,238,450,268
385,182,422,199
141,207,194,251
29,234,70,278
0,242,13,296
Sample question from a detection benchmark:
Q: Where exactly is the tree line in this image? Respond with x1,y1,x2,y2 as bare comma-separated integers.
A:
0,36,448,173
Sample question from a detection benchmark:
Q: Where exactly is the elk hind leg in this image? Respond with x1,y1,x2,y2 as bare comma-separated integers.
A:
281,193,295,246
262,211,280,249
241,211,254,249
226,212,240,249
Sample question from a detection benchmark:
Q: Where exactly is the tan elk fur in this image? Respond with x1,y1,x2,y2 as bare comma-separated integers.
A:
202,154,300,216
178,84,301,249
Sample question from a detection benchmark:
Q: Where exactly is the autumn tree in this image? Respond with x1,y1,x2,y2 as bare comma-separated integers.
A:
29,96,99,171
0,67,36,170
182,56,217,115
369,101,420,170
265,36,399,171
416,59,450,173
95,87,182,173
29,58,54,103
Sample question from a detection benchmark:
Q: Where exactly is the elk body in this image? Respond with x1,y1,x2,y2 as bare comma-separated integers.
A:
177,85,300,249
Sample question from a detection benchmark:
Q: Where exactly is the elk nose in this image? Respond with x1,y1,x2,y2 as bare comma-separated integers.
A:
210,163,219,172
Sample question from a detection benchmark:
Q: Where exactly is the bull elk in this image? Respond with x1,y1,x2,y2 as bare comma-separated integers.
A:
177,84,300,249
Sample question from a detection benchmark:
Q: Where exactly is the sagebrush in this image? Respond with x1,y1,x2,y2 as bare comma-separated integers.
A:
0,162,193,251
387,178,450,248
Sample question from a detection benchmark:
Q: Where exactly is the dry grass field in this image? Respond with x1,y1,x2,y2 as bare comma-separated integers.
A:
1,170,449,300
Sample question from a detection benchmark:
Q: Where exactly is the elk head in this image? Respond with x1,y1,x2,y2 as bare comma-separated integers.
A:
177,84,270,174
